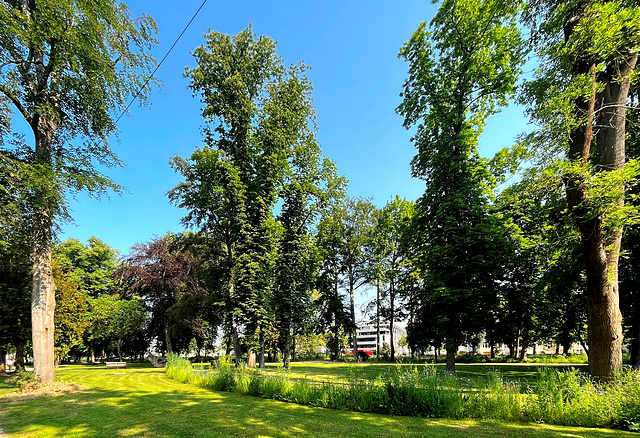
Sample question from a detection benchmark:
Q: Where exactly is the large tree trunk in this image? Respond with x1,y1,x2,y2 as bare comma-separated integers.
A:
376,279,381,359
445,341,456,372
566,55,637,380
117,339,122,361
520,312,530,360
291,331,296,362
15,342,26,369
25,0,58,380
31,214,55,383
259,328,266,368
0,346,6,374
232,319,241,366
630,326,640,368
561,0,638,379
164,325,173,354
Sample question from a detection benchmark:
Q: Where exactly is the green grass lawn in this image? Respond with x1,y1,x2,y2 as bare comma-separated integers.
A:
0,374,16,396
0,363,632,437
264,361,588,383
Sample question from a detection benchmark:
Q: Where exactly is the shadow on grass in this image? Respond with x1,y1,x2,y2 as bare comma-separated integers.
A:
0,368,630,438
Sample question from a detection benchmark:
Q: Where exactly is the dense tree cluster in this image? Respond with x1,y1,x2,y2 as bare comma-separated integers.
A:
1,0,638,381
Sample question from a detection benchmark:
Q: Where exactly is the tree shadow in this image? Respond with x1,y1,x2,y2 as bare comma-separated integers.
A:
0,368,632,437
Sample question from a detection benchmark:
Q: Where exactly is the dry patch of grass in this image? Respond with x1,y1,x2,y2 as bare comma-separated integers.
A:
0,381,85,403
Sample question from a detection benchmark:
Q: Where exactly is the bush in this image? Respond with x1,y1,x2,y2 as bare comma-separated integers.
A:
10,369,42,392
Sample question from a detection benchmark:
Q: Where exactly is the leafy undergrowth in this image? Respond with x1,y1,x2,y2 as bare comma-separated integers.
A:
167,355,640,432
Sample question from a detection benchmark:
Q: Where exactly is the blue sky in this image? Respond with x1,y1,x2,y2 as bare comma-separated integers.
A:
58,0,530,255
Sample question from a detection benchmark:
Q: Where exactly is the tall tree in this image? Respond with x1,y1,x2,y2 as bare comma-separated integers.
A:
398,0,525,371
86,294,145,361
272,94,344,366
171,27,284,363
371,196,414,361
332,198,376,359
522,0,640,379
171,27,345,365
0,0,158,382
316,206,353,359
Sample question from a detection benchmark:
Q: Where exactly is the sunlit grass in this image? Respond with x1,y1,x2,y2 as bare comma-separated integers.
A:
0,364,633,437
265,361,588,384
0,374,16,396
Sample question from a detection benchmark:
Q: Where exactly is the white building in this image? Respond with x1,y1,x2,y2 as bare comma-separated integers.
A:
356,322,408,355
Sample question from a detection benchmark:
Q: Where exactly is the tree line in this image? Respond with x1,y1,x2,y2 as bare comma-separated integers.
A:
1,0,639,382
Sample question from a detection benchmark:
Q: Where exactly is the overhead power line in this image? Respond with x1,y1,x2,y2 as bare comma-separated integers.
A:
114,0,209,127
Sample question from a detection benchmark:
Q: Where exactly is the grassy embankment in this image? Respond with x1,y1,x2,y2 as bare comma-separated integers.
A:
0,363,633,437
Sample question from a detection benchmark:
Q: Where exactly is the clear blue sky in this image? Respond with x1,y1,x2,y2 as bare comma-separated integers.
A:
59,0,529,255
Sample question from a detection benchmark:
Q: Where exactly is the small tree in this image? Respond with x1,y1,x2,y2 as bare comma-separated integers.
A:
52,260,89,364
87,295,145,361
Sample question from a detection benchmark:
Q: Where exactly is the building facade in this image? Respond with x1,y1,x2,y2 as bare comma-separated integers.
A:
356,322,408,355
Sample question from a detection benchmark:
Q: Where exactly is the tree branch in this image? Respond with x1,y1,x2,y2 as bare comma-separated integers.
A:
0,83,31,123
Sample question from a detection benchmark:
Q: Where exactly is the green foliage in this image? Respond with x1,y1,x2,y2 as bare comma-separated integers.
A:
0,0,158,382
54,237,119,298
172,26,344,364
86,294,145,359
0,213,31,352
52,260,90,362
9,368,42,392
167,359,640,430
0,0,159,211
520,0,640,379
398,0,526,368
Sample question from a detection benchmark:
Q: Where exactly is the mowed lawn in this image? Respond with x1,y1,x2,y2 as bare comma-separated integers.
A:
0,363,630,438
263,361,589,383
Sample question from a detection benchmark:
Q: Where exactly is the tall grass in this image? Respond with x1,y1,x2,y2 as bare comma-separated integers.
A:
166,354,640,430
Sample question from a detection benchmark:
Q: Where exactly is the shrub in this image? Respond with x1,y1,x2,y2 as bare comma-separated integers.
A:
10,369,42,392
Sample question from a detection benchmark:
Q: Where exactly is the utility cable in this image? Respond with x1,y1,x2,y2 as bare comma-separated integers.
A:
113,0,209,127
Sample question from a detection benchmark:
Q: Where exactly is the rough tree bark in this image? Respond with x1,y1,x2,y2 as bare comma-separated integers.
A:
31,122,56,383
566,55,637,379
283,323,291,368
561,2,638,381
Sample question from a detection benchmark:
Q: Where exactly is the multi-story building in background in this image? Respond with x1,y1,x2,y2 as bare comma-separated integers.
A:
356,322,407,356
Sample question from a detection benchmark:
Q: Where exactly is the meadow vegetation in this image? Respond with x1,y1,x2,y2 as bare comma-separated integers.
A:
167,355,640,431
